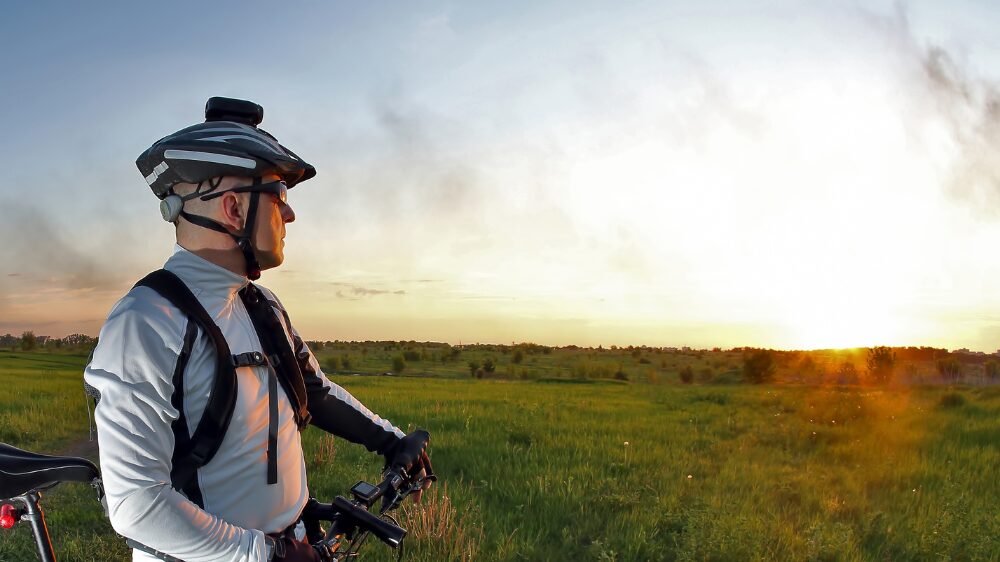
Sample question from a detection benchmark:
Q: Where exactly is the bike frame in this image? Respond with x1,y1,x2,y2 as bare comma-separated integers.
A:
6,490,57,562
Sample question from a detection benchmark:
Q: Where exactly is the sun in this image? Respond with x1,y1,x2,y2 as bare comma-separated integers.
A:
780,292,906,350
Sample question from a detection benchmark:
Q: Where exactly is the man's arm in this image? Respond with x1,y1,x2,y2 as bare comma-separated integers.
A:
85,292,269,562
257,287,404,455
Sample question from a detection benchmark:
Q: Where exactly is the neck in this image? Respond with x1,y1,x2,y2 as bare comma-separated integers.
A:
176,238,248,278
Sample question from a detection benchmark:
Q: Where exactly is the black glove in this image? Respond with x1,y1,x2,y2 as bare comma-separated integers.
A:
269,535,332,562
384,429,435,481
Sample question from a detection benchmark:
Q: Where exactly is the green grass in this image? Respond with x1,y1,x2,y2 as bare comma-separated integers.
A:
1,352,999,561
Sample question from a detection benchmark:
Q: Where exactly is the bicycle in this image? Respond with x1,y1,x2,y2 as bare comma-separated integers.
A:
0,442,430,561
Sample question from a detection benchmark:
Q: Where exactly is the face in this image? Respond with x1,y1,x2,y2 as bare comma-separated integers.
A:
227,173,296,270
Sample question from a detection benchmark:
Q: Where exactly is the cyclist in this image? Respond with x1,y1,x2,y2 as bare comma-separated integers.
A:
83,98,432,562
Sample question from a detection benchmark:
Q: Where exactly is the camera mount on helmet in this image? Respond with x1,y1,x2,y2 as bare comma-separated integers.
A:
205,97,264,127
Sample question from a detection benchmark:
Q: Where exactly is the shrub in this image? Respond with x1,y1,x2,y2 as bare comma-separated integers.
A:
679,365,694,384
986,360,999,380
392,356,406,373
835,362,859,385
340,355,352,370
324,356,340,372
468,361,480,377
20,331,36,351
513,350,524,364
742,349,775,384
614,369,629,381
403,350,421,362
866,346,896,385
938,392,966,409
483,358,496,373
937,358,962,382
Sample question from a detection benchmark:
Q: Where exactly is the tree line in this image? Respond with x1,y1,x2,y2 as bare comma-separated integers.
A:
0,332,98,352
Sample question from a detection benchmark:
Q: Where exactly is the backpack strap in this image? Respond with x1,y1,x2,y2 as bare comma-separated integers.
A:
239,283,311,427
134,269,239,508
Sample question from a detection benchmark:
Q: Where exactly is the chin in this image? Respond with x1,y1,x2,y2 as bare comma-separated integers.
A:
257,251,284,271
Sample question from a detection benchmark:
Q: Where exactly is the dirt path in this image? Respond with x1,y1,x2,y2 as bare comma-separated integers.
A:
59,436,99,460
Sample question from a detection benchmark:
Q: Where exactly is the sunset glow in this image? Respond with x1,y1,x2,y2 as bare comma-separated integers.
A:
3,1,1000,351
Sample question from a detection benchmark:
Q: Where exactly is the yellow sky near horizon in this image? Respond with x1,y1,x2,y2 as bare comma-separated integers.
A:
3,3,1000,352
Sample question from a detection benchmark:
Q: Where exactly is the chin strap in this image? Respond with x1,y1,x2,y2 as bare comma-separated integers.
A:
179,177,264,280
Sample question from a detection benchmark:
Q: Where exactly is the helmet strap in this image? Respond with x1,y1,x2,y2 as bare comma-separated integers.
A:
179,177,265,280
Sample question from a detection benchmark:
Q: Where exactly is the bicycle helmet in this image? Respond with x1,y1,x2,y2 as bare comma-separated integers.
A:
136,97,316,279
137,97,315,198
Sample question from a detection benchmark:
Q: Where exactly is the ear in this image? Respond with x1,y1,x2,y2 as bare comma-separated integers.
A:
219,191,246,229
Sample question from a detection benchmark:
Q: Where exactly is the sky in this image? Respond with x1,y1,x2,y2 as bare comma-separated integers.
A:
3,0,1000,351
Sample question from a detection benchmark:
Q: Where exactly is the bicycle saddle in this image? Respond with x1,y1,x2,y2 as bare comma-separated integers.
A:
0,443,99,500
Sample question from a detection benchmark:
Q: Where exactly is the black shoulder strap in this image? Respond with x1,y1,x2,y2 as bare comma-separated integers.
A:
134,269,238,507
239,283,311,427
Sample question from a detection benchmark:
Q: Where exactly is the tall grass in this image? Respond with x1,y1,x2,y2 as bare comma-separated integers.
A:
2,352,999,561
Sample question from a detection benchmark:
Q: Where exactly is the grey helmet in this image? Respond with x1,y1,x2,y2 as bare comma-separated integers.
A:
136,97,315,199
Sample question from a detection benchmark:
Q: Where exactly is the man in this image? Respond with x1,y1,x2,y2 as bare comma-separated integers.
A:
84,97,432,562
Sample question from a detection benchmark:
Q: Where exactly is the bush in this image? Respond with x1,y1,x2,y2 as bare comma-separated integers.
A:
468,361,480,377
986,360,999,380
340,355,352,370
392,356,406,373
835,362,859,385
742,350,775,384
938,392,966,409
513,350,524,364
614,369,629,381
483,358,496,373
679,365,694,384
20,331,36,351
403,350,421,362
324,356,340,372
937,358,962,382
866,346,896,385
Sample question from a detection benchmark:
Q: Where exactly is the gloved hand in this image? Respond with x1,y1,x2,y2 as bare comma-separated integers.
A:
384,429,435,502
269,536,332,562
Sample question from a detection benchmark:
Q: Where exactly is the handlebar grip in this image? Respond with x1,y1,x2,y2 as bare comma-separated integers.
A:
331,496,406,548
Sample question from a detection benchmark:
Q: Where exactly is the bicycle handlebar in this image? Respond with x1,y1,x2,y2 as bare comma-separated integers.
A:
301,467,428,550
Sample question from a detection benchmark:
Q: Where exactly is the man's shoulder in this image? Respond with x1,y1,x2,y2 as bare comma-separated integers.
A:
103,284,189,336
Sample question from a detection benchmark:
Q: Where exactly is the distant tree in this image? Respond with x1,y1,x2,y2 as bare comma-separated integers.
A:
468,361,480,377
0,333,16,350
324,356,340,372
986,360,999,381
512,350,524,364
392,356,406,373
742,349,776,384
403,350,420,362
835,362,859,385
340,355,352,370
866,346,896,384
936,357,962,382
483,358,496,373
20,331,36,351
679,365,694,384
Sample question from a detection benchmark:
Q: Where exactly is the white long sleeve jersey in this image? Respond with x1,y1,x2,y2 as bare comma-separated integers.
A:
84,245,404,562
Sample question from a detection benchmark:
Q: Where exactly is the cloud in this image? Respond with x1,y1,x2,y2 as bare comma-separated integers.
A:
0,200,128,292
866,4,1000,214
330,282,406,298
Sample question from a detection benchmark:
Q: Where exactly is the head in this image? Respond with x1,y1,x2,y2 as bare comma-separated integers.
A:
173,173,296,272
137,97,314,279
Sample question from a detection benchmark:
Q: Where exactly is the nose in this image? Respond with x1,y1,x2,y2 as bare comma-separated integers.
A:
281,202,296,223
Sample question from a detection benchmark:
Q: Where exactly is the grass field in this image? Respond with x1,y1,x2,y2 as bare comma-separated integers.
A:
1,350,998,561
